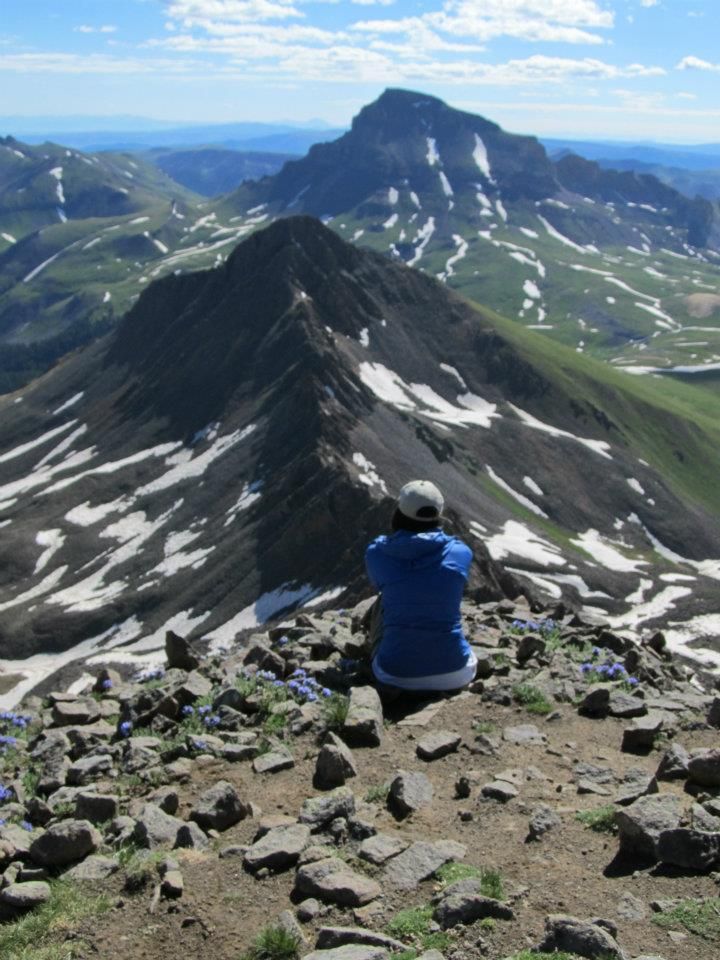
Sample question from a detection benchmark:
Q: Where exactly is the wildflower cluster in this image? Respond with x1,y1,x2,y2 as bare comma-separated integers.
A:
510,618,559,637
580,647,638,688
118,720,133,738
180,704,222,732
284,669,332,704
0,710,31,759
100,678,114,691
133,666,165,684
0,783,14,803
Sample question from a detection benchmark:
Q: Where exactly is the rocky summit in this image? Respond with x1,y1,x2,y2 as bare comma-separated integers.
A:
1,216,720,704
0,595,719,960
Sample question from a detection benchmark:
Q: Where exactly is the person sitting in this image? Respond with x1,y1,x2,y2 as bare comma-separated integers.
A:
365,479,477,693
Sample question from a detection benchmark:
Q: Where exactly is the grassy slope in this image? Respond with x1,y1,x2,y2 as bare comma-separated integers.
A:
468,297,720,517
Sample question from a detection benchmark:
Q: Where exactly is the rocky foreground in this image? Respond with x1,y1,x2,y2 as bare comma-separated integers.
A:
0,597,719,960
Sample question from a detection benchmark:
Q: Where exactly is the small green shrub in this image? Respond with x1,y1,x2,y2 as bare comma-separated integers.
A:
320,692,350,732
364,783,390,804
434,862,505,902
472,720,497,734
512,683,553,715
239,924,301,960
652,897,720,942
387,906,434,939
575,805,618,834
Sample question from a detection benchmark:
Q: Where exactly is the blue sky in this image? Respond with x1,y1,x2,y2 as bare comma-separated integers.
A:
1,1,719,141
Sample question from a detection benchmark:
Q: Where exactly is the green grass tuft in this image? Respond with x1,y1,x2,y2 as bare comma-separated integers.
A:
434,861,505,899
386,905,450,954
364,782,390,804
472,720,497,734
512,683,554,715
0,880,111,960
239,924,301,960
575,805,618,834
320,692,350,732
652,897,720,942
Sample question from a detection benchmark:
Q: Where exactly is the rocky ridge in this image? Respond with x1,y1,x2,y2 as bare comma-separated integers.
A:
0,595,719,959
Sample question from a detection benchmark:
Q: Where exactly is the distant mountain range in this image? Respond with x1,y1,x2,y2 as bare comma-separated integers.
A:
1,216,719,703
148,149,298,197
1,89,719,394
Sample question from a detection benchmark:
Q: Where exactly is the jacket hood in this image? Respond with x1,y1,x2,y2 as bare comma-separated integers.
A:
374,529,451,566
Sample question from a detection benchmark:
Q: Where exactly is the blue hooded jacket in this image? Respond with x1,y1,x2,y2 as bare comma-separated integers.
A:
365,529,473,678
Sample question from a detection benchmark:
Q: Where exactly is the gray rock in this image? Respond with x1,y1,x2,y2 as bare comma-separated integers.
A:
656,743,690,781
316,928,405,952
536,914,624,959
74,792,119,823
66,753,114,786
608,691,647,719
481,780,518,802
358,833,408,866
29,820,101,867
342,687,384,747
577,687,610,718
64,855,119,881
51,699,100,727
301,947,388,960
573,762,615,786
383,840,466,890
416,731,462,761
616,892,648,921
708,697,720,728
0,881,51,909
165,630,200,672
622,714,663,753
297,898,322,922
190,780,249,831
614,769,658,806
315,734,358,789
415,953,446,960
295,857,381,906
516,633,546,664
157,868,182,898
656,828,720,872
616,794,682,862
173,670,213,705
253,748,295,774
528,804,562,840
388,771,433,818
692,803,720,833
300,786,356,829
687,749,720,788
434,893,514,928
244,824,311,872
132,803,184,849
175,821,210,850
147,788,179,816
502,724,546,745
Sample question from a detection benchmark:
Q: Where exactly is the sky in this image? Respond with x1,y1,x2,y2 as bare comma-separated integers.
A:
1,0,719,142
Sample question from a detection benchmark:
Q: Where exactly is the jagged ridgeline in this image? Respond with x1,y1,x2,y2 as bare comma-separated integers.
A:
2,88,720,393
1,216,719,704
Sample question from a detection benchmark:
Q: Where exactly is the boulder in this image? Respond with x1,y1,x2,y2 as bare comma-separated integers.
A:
416,731,462,761
74,792,119,823
342,687,384,747
29,820,101,867
253,748,295,774
300,787,356,829
314,734,358,789
132,804,184,850
295,857,381,906
302,947,388,960
175,821,210,850
388,771,433,818
616,794,682,862
527,804,562,841
0,881,52,910
502,724,546,745
244,824,311,872
687,749,720,788
621,714,663,753
656,828,720,872
358,833,408,866
64,855,119,881
434,893,514,928
614,770,658,806
383,840,466,890
51,699,100,727
656,744,690,781
315,928,405,952
536,914,624,959
190,780,249,831
165,630,200,671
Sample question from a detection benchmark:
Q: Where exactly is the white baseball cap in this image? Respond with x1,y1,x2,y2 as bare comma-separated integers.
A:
397,480,444,522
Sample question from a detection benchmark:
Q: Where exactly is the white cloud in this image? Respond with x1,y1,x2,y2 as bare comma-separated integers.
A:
351,0,395,5
165,0,303,23
0,53,203,75
677,55,720,72
640,0,658,7
74,25,118,34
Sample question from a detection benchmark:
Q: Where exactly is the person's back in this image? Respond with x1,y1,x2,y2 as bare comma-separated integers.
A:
365,480,476,692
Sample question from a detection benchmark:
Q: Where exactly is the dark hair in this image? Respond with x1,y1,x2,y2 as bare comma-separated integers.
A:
391,507,442,533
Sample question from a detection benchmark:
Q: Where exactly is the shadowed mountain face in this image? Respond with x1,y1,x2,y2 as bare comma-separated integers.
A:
1,217,720,703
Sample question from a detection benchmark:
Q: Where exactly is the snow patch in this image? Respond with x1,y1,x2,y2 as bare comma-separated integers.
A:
571,529,647,573
426,138,440,166
34,530,65,574
352,452,388,495
225,481,262,526
472,134,494,182
486,466,548,518
484,520,566,567
509,405,612,459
